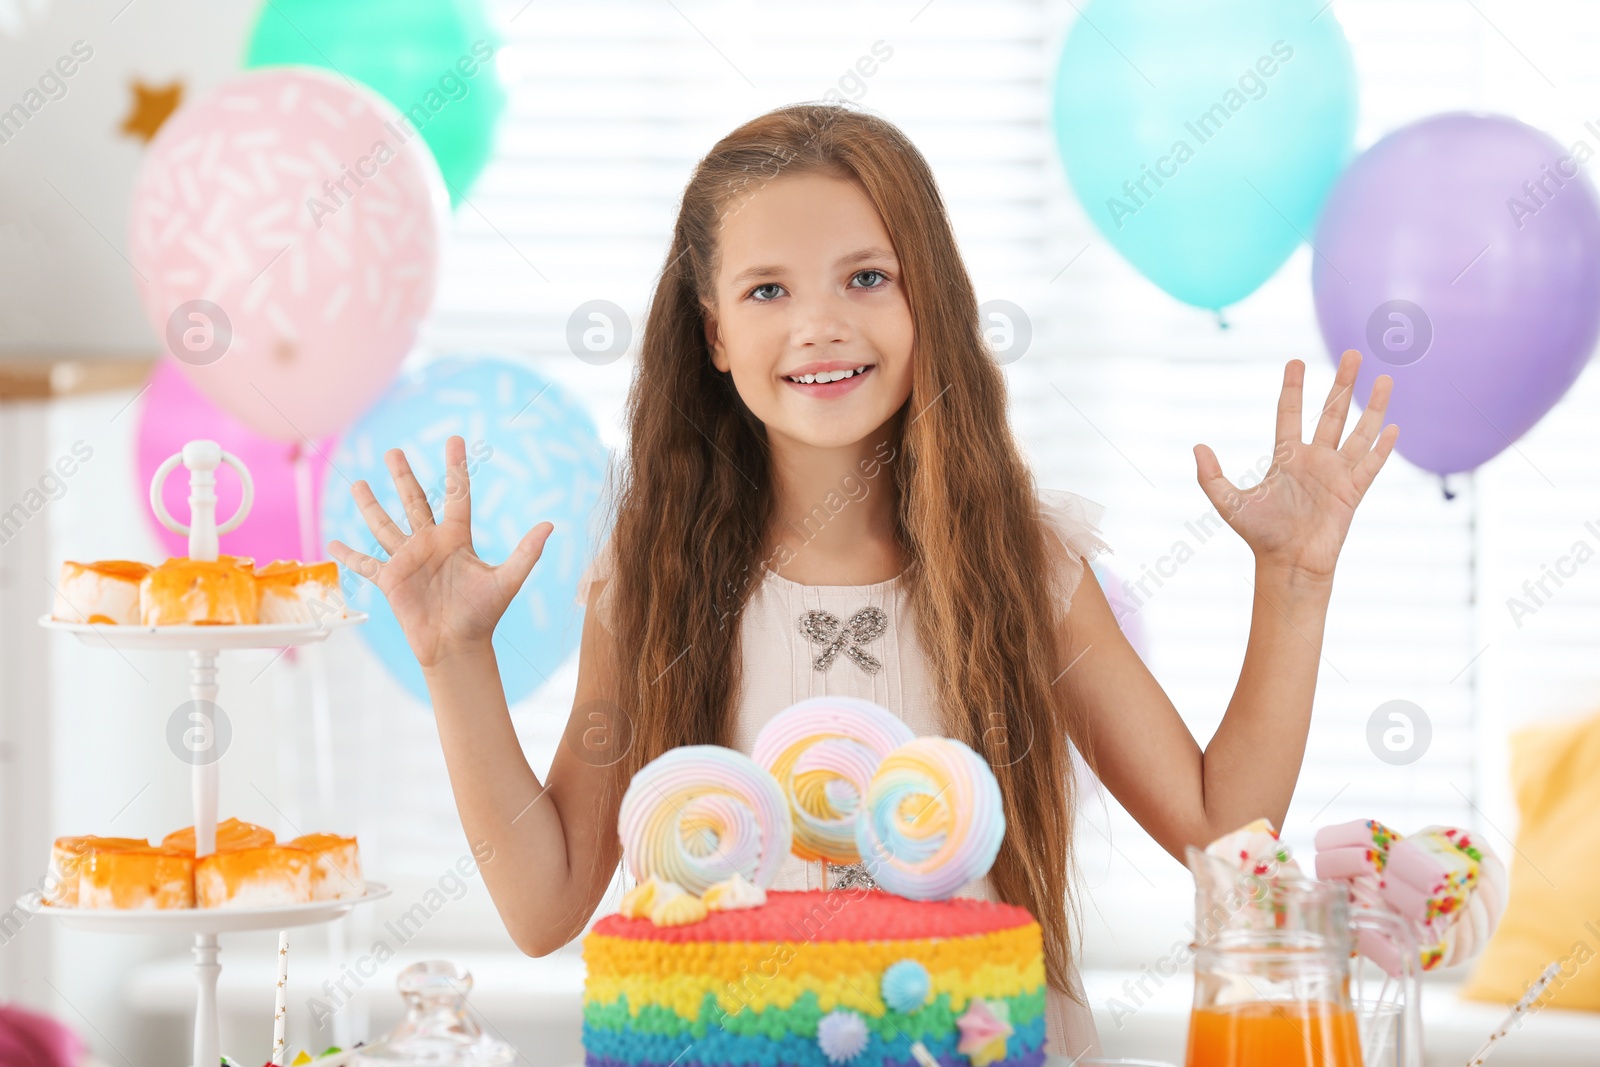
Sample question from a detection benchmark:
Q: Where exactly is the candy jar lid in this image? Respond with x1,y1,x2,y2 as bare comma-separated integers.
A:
353,962,515,1066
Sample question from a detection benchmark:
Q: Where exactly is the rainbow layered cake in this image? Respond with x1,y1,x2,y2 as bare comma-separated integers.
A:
583,888,1046,1067
581,696,1042,1067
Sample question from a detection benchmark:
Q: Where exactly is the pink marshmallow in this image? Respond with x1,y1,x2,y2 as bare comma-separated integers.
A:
1381,830,1478,930
1315,844,1385,882
1313,818,1399,856
1315,819,1506,975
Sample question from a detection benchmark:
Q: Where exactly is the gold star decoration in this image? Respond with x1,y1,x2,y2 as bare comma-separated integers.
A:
119,79,183,144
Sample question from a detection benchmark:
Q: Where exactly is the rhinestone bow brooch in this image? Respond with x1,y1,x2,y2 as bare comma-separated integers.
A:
797,606,888,674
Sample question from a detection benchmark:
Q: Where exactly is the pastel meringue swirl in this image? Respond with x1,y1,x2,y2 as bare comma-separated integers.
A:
854,736,1005,900
618,745,793,895
752,696,915,864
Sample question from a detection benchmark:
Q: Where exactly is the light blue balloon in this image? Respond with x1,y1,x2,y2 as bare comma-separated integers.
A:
1052,0,1357,311
321,355,608,707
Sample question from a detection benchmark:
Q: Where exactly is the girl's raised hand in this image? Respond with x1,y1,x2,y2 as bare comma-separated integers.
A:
1193,349,1398,584
328,434,554,668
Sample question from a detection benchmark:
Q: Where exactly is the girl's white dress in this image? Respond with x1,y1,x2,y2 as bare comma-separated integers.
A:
577,487,1111,1059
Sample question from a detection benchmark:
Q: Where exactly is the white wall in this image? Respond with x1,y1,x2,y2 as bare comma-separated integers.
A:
0,0,260,353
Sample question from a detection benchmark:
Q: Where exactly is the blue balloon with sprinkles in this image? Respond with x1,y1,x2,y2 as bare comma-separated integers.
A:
322,354,609,708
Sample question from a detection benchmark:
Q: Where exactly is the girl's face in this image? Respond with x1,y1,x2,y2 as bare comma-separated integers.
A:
704,170,915,450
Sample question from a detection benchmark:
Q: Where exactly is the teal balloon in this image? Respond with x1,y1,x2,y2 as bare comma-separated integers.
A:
244,0,504,207
321,355,609,708
1052,0,1357,310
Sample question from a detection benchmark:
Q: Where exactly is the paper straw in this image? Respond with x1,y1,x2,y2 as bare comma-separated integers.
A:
272,931,290,1065
1465,961,1561,1066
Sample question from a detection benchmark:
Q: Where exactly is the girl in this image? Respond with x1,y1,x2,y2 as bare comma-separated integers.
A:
330,103,1397,1057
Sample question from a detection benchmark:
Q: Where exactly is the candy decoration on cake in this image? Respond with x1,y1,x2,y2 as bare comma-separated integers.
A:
955,998,1014,1067
816,1009,870,1063
881,958,933,1013
752,696,915,863
853,736,1005,901
618,745,793,896
649,886,709,928
1314,819,1507,975
700,871,766,912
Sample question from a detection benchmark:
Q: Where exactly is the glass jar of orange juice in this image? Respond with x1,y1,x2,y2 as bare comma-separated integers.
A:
1184,848,1420,1067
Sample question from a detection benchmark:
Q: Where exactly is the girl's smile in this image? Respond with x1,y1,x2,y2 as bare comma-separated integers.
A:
780,360,876,397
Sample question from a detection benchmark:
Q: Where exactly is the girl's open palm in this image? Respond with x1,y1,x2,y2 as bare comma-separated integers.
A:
1194,349,1398,583
328,434,553,668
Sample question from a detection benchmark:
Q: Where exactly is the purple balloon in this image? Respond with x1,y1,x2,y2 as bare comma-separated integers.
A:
1313,113,1600,476
1091,559,1149,663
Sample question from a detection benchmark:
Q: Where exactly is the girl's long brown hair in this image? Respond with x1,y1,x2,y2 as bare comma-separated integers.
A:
602,102,1087,995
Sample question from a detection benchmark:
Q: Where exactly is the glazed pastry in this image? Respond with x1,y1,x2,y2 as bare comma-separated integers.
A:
46,835,151,906
195,846,313,908
255,561,344,624
51,561,151,625
140,556,258,625
285,833,363,901
161,817,276,854
78,845,195,910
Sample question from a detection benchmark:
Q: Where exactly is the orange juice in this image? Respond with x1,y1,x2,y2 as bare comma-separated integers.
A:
1186,1001,1362,1067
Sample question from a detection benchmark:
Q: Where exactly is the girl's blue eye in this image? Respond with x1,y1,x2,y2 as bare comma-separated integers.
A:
746,270,890,302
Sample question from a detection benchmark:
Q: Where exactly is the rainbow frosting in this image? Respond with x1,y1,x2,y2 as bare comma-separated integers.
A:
582,888,1048,1067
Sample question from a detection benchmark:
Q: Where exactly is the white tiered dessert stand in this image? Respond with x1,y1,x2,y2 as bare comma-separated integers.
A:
29,439,388,1067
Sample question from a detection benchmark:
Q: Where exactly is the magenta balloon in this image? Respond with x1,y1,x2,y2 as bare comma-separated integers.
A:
137,360,334,564
128,67,447,441
1313,113,1600,475
0,1004,83,1067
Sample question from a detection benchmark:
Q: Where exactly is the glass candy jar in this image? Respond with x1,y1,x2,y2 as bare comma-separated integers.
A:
353,961,516,1066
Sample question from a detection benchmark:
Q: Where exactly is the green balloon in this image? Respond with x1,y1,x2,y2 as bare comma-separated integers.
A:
243,0,505,207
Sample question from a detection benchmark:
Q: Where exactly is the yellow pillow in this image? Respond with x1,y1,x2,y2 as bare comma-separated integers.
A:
1460,710,1600,1009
